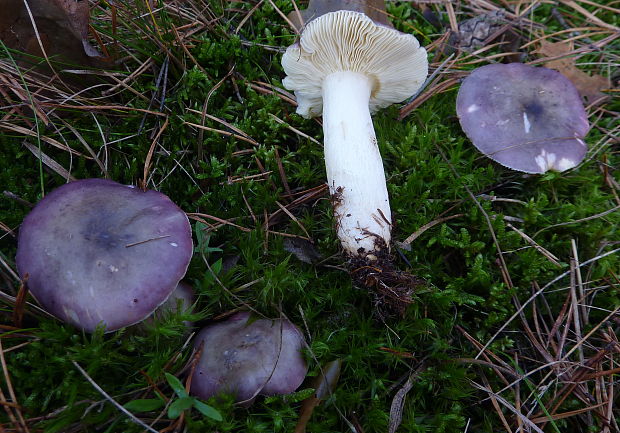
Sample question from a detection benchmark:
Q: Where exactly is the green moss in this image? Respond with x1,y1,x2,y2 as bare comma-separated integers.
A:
1,0,618,432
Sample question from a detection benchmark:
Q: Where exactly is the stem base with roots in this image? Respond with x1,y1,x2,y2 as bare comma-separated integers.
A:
348,238,425,319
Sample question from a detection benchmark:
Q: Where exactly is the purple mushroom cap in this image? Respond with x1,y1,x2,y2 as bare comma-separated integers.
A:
156,281,195,316
147,281,195,327
190,312,308,404
456,63,589,174
16,179,193,332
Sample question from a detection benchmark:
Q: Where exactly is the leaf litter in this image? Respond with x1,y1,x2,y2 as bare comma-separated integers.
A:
0,0,108,69
535,39,610,106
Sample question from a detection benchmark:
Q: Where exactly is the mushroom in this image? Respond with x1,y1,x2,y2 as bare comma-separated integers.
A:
145,281,196,328
15,178,193,332
287,0,392,29
190,312,307,404
456,63,589,173
281,9,428,260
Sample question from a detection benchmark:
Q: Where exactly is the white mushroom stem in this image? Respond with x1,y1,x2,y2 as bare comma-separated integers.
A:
322,70,391,258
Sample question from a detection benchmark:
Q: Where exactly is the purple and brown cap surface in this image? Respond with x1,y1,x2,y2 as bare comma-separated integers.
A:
456,63,589,173
16,178,193,332
190,312,308,404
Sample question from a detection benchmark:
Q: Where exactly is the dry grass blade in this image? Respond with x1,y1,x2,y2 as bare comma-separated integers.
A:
0,337,29,432
534,205,620,237
457,326,517,381
530,402,607,424
187,109,259,145
584,366,620,380
267,184,328,227
184,121,259,145
0,122,87,157
39,103,166,117
481,374,513,433
23,141,76,181
274,147,292,199
269,113,321,145
471,378,543,433
11,276,28,328
268,0,300,34
569,239,585,362
58,119,108,177
0,221,15,237
72,361,159,433
505,222,561,267
559,0,620,31
142,116,170,189
187,212,252,233
101,57,154,96
399,77,460,120
249,81,297,106
398,213,464,249
275,201,310,238
0,73,49,125
536,343,617,429
477,247,620,358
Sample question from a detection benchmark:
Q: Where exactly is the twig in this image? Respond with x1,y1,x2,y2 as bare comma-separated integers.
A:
505,222,561,267
72,361,160,433
533,205,620,238
398,213,464,249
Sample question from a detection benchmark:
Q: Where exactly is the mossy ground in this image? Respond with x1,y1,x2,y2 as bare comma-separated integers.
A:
0,0,618,432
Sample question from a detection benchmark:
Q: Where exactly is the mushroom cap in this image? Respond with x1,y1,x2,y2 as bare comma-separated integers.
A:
16,179,193,332
456,63,589,173
281,10,428,118
146,281,196,328
156,281,195,316
288,0,393,30
190,312,308,403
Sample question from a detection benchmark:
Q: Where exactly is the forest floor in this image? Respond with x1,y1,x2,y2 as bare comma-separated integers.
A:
0,0,619,432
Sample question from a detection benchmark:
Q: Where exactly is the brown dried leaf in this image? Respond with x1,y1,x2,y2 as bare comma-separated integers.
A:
388,374,415,433
23,141,76,181
388,360,429,433
0,0,108,69
536,40,609,106
294,359,342,433
283,237,322,264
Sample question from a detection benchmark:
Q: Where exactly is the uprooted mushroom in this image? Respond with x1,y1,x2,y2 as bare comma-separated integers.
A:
282,9,428,261
281,3,428,315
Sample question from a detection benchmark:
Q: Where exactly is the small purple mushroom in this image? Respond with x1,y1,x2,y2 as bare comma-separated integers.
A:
15,179,193,332
147,281,196,328
190,312,308,404
456,63,590,173
155,281,195,316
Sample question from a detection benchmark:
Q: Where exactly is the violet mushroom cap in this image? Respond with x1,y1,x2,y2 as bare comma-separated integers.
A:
282,10,428,259
190,312,308,404
15,179,193,333
456,63,589,174
145,281,196,328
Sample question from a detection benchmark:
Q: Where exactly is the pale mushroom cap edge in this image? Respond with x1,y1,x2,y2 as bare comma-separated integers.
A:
281,10,429,118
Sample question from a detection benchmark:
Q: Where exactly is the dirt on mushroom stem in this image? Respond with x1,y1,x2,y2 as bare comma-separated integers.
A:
346,235,426,319
331,181,425,318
